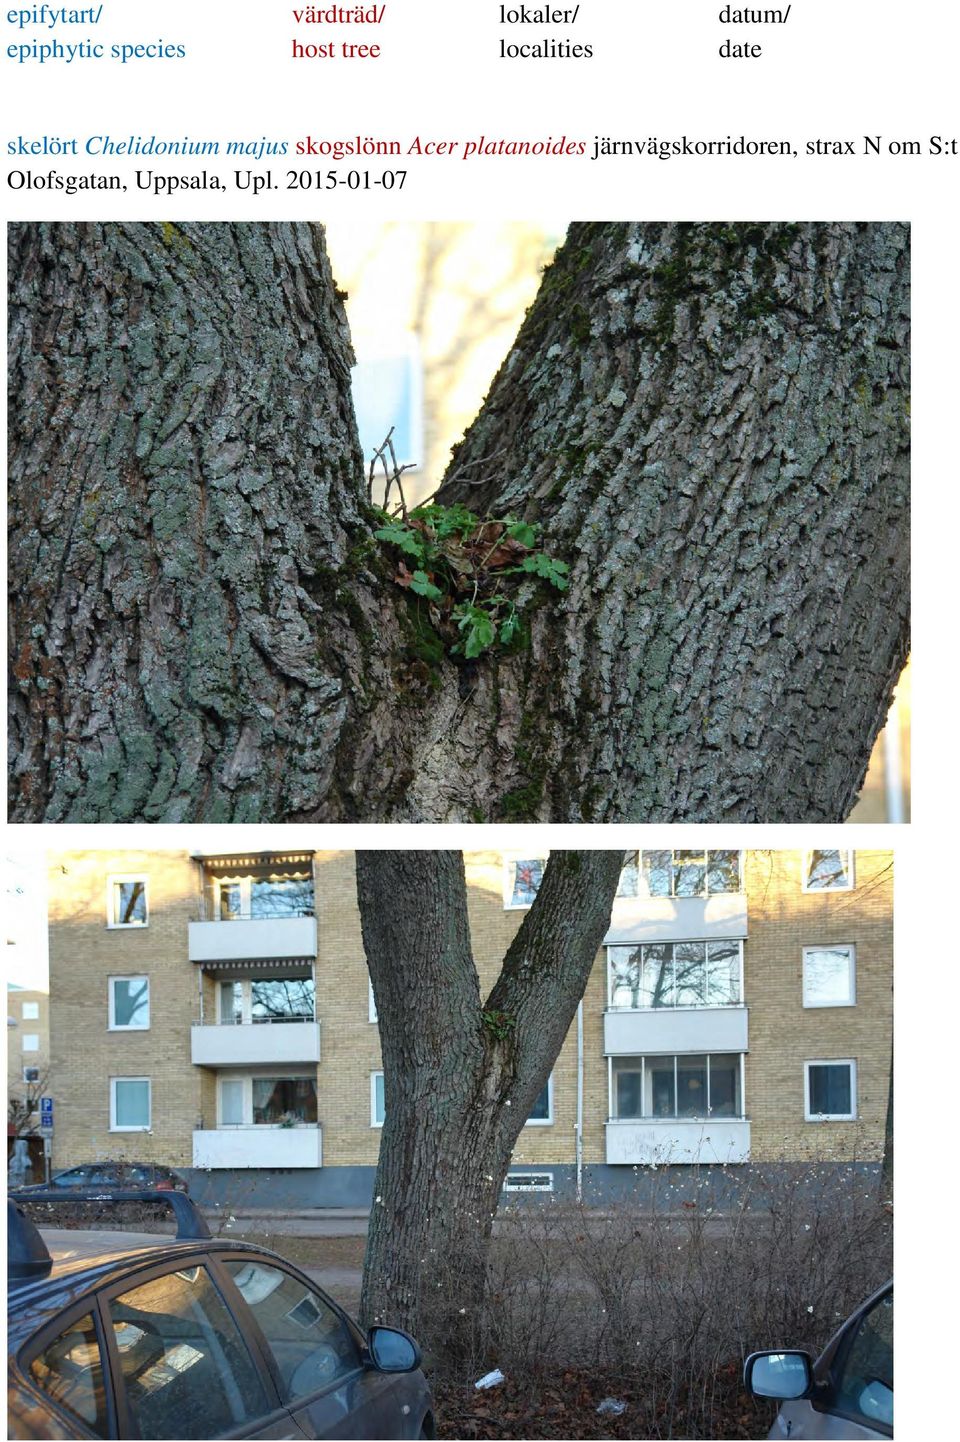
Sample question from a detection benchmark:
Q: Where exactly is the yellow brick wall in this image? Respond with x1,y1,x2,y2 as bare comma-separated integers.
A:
7,987,50,1118
744,850,893,1161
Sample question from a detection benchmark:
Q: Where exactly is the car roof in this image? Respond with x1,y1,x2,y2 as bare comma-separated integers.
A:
7,1226,267,1352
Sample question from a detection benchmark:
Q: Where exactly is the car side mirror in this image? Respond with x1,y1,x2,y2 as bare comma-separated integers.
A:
366,1325,421,1373
744,1350,814,1400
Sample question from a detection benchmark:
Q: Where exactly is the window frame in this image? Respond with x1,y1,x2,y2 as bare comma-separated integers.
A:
19,1297,118,1440
215,976,316,1026
503,1172,554,1192
107,975,151,1032
93,1255,285,1441
105,874,149,929
606,940,744,1010
21,1001,39,1020
23,1065,41,1083
608,1053,746,1121
802,850,855,894
370,1070,385,1128
503,854,548,910
802,945,856,1008
216,1073,318,1128
109,1076,151,1132
21,1033,40,1052
368,976,378,1023
524,1074,554,1126
618,849,744,899
804,1059,858,1121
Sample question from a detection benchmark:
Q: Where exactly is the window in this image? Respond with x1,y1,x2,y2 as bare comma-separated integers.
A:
217,976,314,1025
22,1001,39,1020
107,875,148,927
503,1172,554,1192
217,1074,318,1127
611,1054,743,1119
805,1060,857,1120
202,859,314,921
110,1077,151,1131
107,1265,271,1439
525,1076,553,1125
803,850,854,892
23,1066,40,1083
109,976,150,1030
618,850,742,899
833,1288,893,1431
802,946,856,1007
505,856,546,908
22,1033,39,1052
608,940,741,1009
368,976,378,1022
223,1260,359,1402
28,1311,108,1437
371,1071,385,1127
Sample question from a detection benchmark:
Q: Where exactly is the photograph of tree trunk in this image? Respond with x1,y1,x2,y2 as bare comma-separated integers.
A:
7,221,909,823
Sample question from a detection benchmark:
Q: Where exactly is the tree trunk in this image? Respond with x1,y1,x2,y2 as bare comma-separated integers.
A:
355,849,623,1350
9,222,909,822
880,1042,893,1201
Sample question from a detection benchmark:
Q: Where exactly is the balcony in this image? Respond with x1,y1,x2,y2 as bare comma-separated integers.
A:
191,1020,321,1068
192,1125,322,1170
605,1118,751,1165
604,1005,748,1055
188,916,317,964
605,893,747,945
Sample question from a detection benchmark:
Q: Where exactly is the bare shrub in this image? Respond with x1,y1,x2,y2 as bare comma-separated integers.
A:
428,1157,891,1439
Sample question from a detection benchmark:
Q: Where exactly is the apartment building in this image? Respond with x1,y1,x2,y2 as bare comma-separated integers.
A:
44,848,892,1206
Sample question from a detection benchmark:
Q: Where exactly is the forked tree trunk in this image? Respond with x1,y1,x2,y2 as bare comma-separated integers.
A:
355,849,623,1348
9,222,909,821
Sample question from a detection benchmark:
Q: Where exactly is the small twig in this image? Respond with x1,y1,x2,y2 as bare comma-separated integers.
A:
368,427,417,517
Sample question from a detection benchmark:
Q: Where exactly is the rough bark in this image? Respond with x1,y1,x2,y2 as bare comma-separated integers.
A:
356,849,623,1346
9,222,909,822
880,1042,893,1201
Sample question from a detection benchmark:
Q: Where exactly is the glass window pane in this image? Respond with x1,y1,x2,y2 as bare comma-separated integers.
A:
617,853,639,897
642,944,675,1007
252,1078,317,1125
612,1060,642,1119
220,1080,244,1126
708,1055,741,1116
251,978,315,1022
224,1260,359,1403
29,1312,108,1437
250,875,314,919
510,859,544,907
673,942,707,1006
220,981,243,1025
527,1083,551,1121
641,850,671,898
803,948,853,1006
673,851,707,897
108,1266,270,1439
835,1291,893,1428
805,850,852,891
707,850,741,894
219,880,243,919
647,1059,676,1117
115,1080,149,1128
114,880,146,925
373,1073,385,1124
609,947,642,1007
113,978,149,1029
677,1055,708,1117
809,1064,852,1116
706,941,741,1004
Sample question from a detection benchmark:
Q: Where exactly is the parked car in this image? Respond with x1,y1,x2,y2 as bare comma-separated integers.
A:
17,1162,189,1194
8,1192,434,1440
745,1280,892,1438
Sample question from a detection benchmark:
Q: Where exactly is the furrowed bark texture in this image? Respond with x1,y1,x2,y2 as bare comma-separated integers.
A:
356,849,623,1344
9,222,909,822
435,222,910,822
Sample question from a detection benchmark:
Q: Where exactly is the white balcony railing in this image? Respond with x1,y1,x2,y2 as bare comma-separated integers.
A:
604,1005,748,1055
188,916,317,964
191,1020,321,1067
192,1125,322,1169
605,1118,751,1165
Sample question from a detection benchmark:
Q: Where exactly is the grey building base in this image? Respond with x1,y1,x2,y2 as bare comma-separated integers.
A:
183,1160,882,1211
